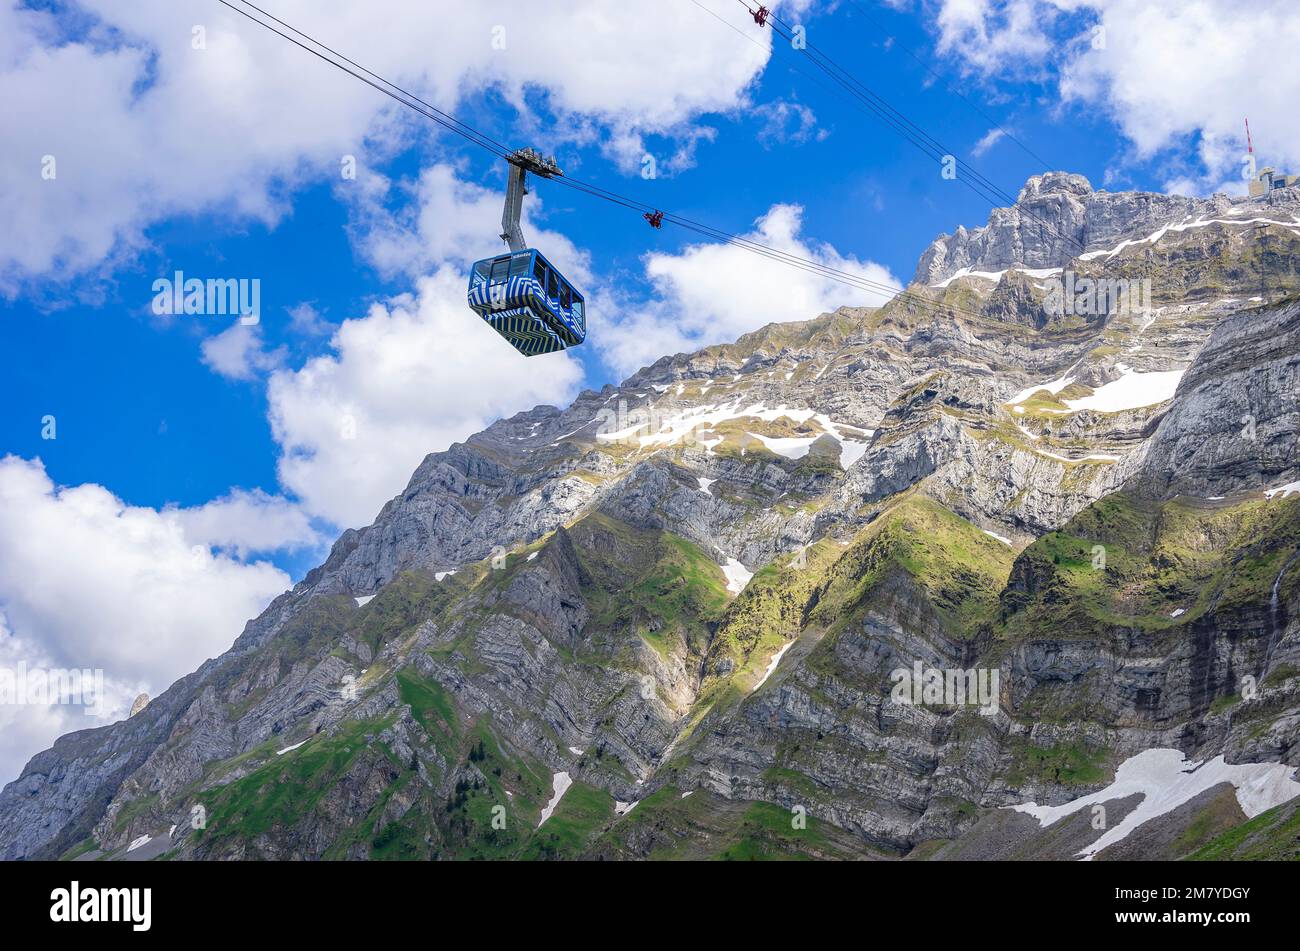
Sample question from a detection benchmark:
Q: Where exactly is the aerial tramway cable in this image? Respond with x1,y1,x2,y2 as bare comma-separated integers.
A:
839,0,1055,170
214,0,1021,324
725,0,1088,255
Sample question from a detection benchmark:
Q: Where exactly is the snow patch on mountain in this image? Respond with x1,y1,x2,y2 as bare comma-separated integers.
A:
1063,368,1184,413
596,400,866,454
1010,748,1300,860
1008,364,1080,405
753,641,794,692
1034,448,1120,463
1265,480,1300,499
748,433,817,460
933,264,1063,288
1079,215,1300,263
538,771,572,828
838,439,870,469
720,558,753,594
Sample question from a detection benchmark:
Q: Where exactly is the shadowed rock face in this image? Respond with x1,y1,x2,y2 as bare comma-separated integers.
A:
4,176,1300,862
1129,299,1300,500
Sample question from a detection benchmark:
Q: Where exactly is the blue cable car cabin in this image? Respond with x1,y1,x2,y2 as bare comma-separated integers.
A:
467,249,586,356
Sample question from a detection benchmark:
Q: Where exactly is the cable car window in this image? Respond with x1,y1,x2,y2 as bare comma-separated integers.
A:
509,254,530,278
572,300,584,323
560,285,571,309
547,270,558,300
533,258,546,284
489,257,510,283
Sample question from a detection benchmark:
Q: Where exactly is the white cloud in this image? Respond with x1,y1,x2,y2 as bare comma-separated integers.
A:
934,0,1063,78
287,302,330,337
0,615,143,786
0,456,296,782
1060,0,1300,192
266,267,584,528
0,0,778,292
200,321,285,381
755,99,827,147
932,0,1300,193
167,488,322,559
597,203,901,375
971,126,1008,157
348,162,593,291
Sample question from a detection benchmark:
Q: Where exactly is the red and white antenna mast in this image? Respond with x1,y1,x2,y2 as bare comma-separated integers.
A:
1245,117,1255,155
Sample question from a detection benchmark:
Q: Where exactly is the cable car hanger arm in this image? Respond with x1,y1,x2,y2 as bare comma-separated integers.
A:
501,147,561,253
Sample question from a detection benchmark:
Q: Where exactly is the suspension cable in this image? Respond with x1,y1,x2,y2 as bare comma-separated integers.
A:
724,0,1087,255
840,0,1055,169
214,0,1028,322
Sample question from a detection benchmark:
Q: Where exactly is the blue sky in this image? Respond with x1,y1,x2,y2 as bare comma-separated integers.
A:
2,0,1297,780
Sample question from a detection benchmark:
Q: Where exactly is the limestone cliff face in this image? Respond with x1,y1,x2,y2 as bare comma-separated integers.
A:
1129,299,1300,500
3,176,1300,861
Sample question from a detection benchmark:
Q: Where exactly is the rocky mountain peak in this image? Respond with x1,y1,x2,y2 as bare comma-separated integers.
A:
913,171,1300,287
1017,171,1093,202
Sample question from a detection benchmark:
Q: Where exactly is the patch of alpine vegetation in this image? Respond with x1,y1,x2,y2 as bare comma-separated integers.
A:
4,174,1300,860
